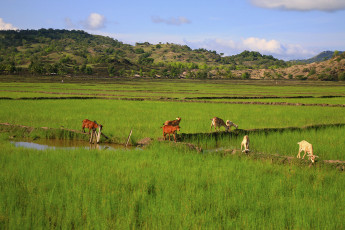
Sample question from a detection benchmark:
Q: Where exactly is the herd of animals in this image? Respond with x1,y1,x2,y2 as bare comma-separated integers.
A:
81,117,318,163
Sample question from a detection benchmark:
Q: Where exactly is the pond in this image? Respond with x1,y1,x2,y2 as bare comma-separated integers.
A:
11,139,141,151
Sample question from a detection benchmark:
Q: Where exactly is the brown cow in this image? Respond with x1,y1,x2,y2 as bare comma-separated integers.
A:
162,125,180,142
163,117,181,126
82,119,103,134
82,119,103,144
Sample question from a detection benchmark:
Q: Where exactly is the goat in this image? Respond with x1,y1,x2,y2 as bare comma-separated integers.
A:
241,135,250,153
226,120,238,132
210,117,231,132
297,140,318,163
163,117,181,126
162,125,180,142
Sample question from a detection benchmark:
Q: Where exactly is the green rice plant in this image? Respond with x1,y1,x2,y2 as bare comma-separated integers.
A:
1,79,345,100
187,126,345,161
1,99,345,144
1,140,345,229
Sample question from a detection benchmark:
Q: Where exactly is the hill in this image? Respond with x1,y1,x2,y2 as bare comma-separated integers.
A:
0,29,344,80
290,51,344,64
0,29,286,77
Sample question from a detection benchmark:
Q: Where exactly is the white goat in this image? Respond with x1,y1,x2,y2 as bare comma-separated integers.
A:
241,135,250,153
226,120,238,132
297,140,318,163
210,117,238,132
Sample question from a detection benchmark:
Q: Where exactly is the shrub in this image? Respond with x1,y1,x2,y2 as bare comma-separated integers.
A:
338,72,345,81
296,75,307,80
241,72,250,79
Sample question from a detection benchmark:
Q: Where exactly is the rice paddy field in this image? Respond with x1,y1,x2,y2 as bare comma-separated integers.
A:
0,77,345,229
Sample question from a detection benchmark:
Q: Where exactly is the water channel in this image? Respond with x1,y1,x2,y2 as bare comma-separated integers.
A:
11,139,141,151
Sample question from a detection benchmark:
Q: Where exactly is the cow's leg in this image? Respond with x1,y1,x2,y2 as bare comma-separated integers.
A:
89,130,94,144
163,133,166,140
96,126,101,144
168,134,171,141
173,133,177,142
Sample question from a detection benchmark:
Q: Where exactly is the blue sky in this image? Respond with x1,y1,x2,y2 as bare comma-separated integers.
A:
1,0,345,60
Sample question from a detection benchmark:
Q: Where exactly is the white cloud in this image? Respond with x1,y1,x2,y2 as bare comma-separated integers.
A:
0,18,18,30
250,0,345,12
242,37,284,54
185,37,315,60
82,13,106,30
151,16,191,26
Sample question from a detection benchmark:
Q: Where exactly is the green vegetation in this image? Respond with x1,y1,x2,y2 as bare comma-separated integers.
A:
1,140,345,229
1,79,345,229
0,29,289,78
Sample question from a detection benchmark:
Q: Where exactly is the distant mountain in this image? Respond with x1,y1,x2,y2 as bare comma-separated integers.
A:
291,51,344,64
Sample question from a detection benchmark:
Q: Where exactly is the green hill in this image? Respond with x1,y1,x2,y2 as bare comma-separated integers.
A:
0,29,289,78
290,51,344,64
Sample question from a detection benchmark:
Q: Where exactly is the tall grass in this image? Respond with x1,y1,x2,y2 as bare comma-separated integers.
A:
1,99,345,143
188,126,345,161
0,140,344,229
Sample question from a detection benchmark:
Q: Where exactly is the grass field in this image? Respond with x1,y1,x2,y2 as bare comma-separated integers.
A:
1,139,345,229
0,77,344,229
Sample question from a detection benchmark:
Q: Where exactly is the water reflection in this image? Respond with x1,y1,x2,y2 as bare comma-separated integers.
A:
11,139,141,151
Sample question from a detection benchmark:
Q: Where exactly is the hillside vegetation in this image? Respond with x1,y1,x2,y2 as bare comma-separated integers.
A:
0,29,344,80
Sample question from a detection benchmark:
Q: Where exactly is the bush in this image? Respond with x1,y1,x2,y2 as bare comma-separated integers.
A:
296,75,307,80
338,72,345,81
241,72,250,79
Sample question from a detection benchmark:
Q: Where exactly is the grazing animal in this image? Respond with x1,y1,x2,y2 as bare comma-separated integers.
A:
162,125,180,142
241,135,250,153
163,117,181,126
82,119,103,144
82,119,102,134
210,117,230,132
226,120,238,132
297,140,318,163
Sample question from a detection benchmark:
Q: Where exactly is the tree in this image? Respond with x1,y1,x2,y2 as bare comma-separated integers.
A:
85,66,93,75
108,65,116,76
241,72,250,79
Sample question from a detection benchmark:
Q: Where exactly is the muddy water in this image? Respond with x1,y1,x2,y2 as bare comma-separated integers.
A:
11,139,141,151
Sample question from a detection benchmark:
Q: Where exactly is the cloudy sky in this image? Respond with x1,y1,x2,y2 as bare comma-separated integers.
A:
1,0,345,60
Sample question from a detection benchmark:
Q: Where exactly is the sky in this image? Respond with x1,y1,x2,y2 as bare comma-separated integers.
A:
1,0,345,60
